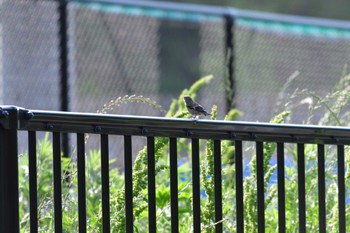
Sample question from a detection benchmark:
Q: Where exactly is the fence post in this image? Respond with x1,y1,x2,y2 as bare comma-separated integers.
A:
58,0,70,157
224,14,236,112
0,106,20,233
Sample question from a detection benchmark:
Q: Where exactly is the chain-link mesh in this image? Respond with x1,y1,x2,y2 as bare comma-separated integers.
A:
67,2,228,119
199,19,227,118
69,3,161,116
0,0,62,154
1,0,350,123
235,19,350,123
0,0,60,110
65,3,227,161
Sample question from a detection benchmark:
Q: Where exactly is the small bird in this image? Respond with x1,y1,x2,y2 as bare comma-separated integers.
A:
184,96,211,119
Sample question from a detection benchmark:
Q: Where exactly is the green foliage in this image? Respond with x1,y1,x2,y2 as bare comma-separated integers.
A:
97,94,166,114
267,72,350,232
241,111,290,233
17,74,350,232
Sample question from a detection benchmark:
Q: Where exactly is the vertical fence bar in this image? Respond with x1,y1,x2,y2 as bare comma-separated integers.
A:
77,133,86,233
147,136,156,233
0,107,19,232
170,137,179,233
277,143,285,233
58,0,69,113
101,134,110,232
124,135,133,233
213,140,222,233
235,140,244,233
223,14,236,111
256,141,265,233
297,143,306,233
317,144,326,233
337,145,346,233
28,131,38,233
191,138,201,233
53,132,62,233
58,0,69,157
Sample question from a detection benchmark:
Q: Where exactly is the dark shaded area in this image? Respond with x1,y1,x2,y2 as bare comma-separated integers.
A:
158,20,201,94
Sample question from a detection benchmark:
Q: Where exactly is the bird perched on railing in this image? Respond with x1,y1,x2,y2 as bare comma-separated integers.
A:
184,96,211,119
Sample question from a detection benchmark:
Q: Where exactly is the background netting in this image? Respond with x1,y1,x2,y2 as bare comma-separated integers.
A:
1,0,350,122
1,0,60,110
235,18,350,123
68,2,227,119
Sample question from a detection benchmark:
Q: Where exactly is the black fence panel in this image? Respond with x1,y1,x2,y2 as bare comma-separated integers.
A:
0,106,349,232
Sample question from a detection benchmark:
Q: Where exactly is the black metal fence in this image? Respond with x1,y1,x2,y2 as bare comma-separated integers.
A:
0,105,348,232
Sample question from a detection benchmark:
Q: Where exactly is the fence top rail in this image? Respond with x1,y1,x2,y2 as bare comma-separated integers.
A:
70,0,350,30
1,106,350,143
